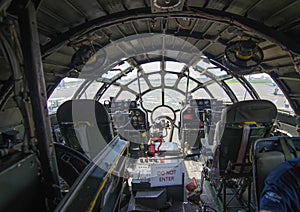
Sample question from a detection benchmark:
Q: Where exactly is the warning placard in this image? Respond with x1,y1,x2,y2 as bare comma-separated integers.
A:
150,163,182,187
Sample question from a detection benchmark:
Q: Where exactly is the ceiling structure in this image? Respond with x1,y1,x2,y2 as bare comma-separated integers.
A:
7,0,300,114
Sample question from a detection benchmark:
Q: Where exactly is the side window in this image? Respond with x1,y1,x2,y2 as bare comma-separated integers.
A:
225,78,252,101
246,74,291,112
48,78,84,114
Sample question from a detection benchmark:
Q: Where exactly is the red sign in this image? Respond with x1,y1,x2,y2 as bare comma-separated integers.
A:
183,114,193,120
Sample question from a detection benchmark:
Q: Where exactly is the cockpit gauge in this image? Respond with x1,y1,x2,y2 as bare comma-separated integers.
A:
130,101,137,108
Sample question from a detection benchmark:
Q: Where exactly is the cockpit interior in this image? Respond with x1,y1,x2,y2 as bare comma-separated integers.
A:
0,0,300,211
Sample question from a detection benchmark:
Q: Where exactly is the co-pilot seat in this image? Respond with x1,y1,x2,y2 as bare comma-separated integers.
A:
57,100,114,159
211,100,277,209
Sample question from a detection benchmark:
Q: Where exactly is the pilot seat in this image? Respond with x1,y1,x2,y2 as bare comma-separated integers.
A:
56,99,114,159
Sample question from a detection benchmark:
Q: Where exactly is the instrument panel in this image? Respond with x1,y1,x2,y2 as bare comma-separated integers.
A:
110,99,137,110
129,108,147,130
106,99,149,149
107,99,148,131
179,99,212,150
190,99,211,109
181,99,212,126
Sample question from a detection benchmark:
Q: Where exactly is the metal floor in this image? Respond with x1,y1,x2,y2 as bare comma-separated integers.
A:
124,150,253,212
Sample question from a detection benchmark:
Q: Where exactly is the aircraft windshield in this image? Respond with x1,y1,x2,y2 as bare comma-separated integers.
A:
46,57,297,166
48,61,294,116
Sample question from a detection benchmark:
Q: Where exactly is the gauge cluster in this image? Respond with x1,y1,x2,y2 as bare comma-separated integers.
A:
108,99,148,131
105,98,150,154
179,99,212,151
190,99,211,109
130,109,148,130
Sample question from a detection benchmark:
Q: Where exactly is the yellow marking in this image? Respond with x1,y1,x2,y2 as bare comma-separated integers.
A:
74,121,92,127
88,177,108,212
238,121,260,128
88,144,129,211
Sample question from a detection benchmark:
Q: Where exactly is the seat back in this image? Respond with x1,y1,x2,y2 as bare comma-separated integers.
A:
252,136,300,210
54,143,91,186
214,100,277,176
57,100,113,159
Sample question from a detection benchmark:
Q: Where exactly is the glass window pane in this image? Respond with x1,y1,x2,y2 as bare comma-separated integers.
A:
128,78,149,93
48,78,84,114
79,80,103,99
166,61,185,72
192,88,211,99
116,91,136,100
141,62,160,73
178,77,197,92
225,78,252,101
207,83,231,102
246,74,291,111
143,89,162,111
148,74,161,87
164,89,185,110
165,73,178,87
99,85,120,103
195,74,211,83
189,67,210,83
152,106,175,121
